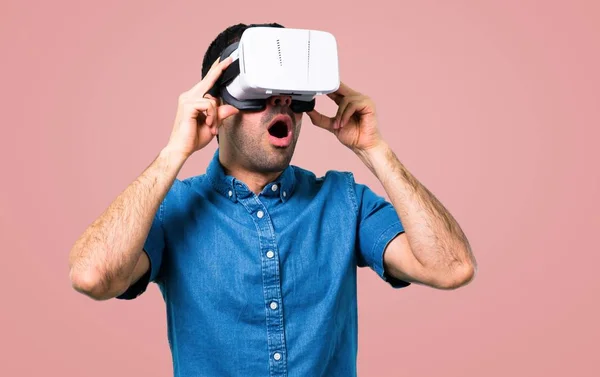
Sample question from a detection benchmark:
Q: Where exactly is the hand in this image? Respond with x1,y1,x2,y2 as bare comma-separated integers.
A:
165,57,239,158
307,81,384,153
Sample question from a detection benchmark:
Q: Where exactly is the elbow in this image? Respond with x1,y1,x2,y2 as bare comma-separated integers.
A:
438,243,477,290
436,260,477,290
454,262,476,288
69,267,124,301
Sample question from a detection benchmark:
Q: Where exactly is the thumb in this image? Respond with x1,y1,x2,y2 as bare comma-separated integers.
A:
217,104,240,122
307,109,334,132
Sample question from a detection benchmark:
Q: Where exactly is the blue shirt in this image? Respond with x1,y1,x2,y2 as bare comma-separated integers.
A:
118,148,410,377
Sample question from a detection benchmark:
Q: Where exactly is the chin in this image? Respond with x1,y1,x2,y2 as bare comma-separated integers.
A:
257,149,294,172
267,156,293,171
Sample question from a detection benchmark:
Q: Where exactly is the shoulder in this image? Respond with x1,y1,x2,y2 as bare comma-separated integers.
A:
161,175,200,197
292,165,356,186
158,174,211,210
291,165,360,207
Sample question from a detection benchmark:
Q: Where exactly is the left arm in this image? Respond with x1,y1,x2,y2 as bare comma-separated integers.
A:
355,141,476,289
307,82,477,290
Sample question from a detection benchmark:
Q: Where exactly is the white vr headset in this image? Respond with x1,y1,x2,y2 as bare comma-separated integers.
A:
206,26,340,113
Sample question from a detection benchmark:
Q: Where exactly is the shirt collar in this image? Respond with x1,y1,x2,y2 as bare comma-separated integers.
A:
206,148,296,203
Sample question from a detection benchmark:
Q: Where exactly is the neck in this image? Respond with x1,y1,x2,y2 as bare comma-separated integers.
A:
219,154,283,195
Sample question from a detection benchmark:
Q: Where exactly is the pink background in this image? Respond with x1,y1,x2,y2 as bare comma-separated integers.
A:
1,0,598,376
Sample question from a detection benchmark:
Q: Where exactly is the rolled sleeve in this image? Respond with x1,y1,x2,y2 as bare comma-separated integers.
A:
116,201,166,300
353,179,411,289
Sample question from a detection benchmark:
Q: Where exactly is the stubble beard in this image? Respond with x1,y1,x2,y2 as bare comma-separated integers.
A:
228,115,301,174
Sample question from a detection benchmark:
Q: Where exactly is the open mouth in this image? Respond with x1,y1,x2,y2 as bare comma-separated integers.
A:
268,120,290,138
266,115,293,147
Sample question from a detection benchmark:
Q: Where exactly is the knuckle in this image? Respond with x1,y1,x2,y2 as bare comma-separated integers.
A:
179,92,194,104
182,103,193,113
184,100,201,112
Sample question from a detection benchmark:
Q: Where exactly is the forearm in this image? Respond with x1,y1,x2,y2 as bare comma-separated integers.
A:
68,146,187,299
355,141,476,277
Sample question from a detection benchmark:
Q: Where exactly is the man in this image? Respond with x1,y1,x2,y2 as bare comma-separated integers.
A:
69,22,476,377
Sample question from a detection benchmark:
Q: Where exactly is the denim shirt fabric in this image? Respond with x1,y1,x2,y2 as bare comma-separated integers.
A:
118,148,410,377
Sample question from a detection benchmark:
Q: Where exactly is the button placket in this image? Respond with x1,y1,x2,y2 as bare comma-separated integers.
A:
243,197,287,375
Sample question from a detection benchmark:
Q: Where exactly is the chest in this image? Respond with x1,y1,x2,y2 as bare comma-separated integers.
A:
160,193,358,310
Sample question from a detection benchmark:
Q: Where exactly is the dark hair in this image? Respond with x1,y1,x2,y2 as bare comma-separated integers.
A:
201,22,285,79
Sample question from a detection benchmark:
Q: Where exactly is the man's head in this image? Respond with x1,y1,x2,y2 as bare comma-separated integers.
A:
201,23,304,174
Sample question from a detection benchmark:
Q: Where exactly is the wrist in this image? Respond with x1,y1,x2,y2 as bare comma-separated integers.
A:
355,140,390,166
355,140,400,184
159,145,190,167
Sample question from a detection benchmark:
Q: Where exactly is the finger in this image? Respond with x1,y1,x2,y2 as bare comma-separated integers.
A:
307,109,335,132
336,81,358,97
217,104,239,124
210,104,239,136
327,81,359,108
204,99,218,126
187,58,220,94
339,101,359,128
203,93,221,107
189,56,233,97
326,91,343,105
340,99,372,128
183,99,214,123
334,97,352,129
199,56,233,91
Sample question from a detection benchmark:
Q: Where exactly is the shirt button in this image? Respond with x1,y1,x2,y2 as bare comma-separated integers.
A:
266,250,274,258
228,190,232,197
257,210,264,218
271,184,278,191
273,352,281,361
270,301,278,310
283,191,287,197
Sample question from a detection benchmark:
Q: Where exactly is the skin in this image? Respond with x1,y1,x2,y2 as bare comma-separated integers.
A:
68,56,476,301
215,94,303,195
307,83,477,289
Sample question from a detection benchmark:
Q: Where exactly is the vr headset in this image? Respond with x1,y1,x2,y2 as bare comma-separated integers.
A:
206,27,340,113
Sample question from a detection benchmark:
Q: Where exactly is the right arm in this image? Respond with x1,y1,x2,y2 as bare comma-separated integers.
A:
68,147,187,300
68,56,238,300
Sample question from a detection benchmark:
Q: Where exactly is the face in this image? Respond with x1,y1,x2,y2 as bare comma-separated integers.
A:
218,95,303,173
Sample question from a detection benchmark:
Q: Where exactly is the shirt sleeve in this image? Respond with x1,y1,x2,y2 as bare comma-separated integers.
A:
116,201,166,300
353,177,411,289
